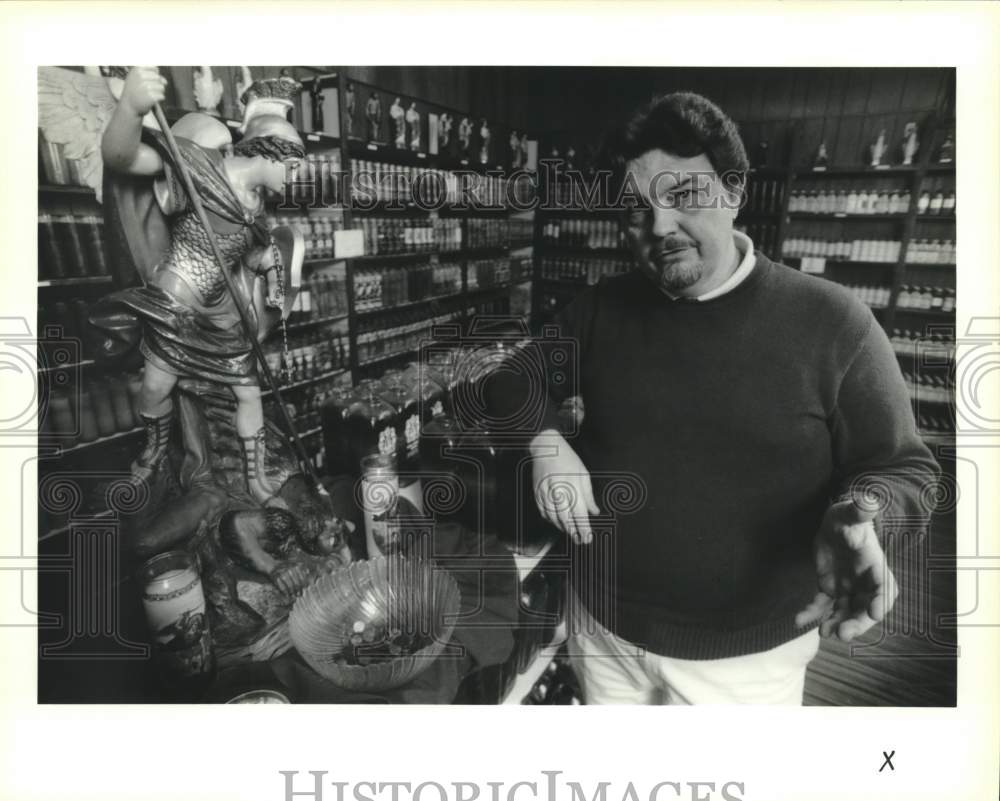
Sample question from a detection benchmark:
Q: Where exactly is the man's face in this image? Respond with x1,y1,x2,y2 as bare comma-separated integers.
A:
625,149,741,297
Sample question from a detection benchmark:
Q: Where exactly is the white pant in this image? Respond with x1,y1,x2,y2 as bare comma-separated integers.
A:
567,594,820,705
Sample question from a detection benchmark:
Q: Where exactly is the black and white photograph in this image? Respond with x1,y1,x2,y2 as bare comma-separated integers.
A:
2,4,998,801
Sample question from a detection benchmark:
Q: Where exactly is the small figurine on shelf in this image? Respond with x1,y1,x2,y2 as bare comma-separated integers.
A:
458,116,473,157
901,122,919,166
813,142,829,170
234,67,253,116
937,132,954,164
193,67,224,117
510,129,522,168
479,119,491,164
345,81,356,138
406,102,421,152
869,129,887,167
310,80,324,133
365,92,382,143
438,112,452,149
520,133,531,170
565,145,577,170
390,97,405,149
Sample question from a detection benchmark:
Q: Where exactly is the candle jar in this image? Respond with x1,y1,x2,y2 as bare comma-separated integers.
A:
138,550,215,693
360,453,400,558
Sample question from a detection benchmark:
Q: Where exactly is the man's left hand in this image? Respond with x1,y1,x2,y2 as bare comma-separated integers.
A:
795,498,899,642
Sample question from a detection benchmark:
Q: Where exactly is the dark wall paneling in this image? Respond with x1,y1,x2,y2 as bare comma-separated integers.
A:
842,68,873,115
831,117,865,166
803,69,834,118
868,71,908,114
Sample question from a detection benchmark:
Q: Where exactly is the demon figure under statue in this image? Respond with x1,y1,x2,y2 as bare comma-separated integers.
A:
38,65,354,663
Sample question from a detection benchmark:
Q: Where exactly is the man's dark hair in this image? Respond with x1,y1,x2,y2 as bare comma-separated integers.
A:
613,91,749,181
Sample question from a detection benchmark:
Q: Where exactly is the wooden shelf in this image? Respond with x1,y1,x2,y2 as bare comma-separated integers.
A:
350,251,440,264
794,165,923,177
356,291,464,316
536,206,624,219
358,347,419,368
788,212,907,221
263,367,349,396
914,214,955,222
784,256,898,266
919,431,954,444
284,312,349,333
894,307,955,318
539,244,629,257
38,184,96,197
905,262,955,269
38,276,113,288
38,358,96,374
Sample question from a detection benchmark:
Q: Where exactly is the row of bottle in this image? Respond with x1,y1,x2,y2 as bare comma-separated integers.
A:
908,239,956,265
508,218,534,249
42,372,144,446
467,258,512,290
782,238,904,262
540,256,631,284
916,410,954,437
288,265,349,321
286,151,344,206
742,177,786,215
465,218,513,249
842,283,892,308
540,218,624,250
353,261,463,311
897,285,955,313
355,307,464,365
266,212,346,261
355,217,463,256
40,133,89,188
38,212,108,280
264,331,351,386
351,160,514,208
890,329,955,360
739,221,780,259
916,178,956,216
789,187,911,215
543,175,627,210
902,369,955,405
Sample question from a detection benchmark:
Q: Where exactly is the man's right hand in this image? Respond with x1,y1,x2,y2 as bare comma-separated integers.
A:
121,66,167,117
530,430,600,544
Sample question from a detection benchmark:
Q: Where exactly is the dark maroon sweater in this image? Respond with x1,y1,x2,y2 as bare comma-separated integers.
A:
501,253,939,659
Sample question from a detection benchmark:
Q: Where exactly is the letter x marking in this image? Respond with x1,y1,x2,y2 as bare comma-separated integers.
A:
880,751,895,772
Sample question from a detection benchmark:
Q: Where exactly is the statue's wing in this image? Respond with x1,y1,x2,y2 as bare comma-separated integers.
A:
37,67,117,202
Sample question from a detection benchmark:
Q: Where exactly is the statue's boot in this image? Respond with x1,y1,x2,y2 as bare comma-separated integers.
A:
130,408,174,484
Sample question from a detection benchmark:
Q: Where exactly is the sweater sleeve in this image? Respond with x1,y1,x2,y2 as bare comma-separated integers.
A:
829,315,942,539
484,282,597,440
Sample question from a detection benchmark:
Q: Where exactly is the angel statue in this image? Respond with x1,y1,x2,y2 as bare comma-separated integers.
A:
39,65,355,659
39,65,305,505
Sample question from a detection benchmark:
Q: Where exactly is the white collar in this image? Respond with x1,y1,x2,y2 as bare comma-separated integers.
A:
663,231,757,302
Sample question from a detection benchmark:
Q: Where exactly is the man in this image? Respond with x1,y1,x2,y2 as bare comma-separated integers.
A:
502,92,940,704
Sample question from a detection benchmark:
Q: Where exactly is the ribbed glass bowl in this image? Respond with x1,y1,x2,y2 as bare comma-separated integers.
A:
289,556,461,692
